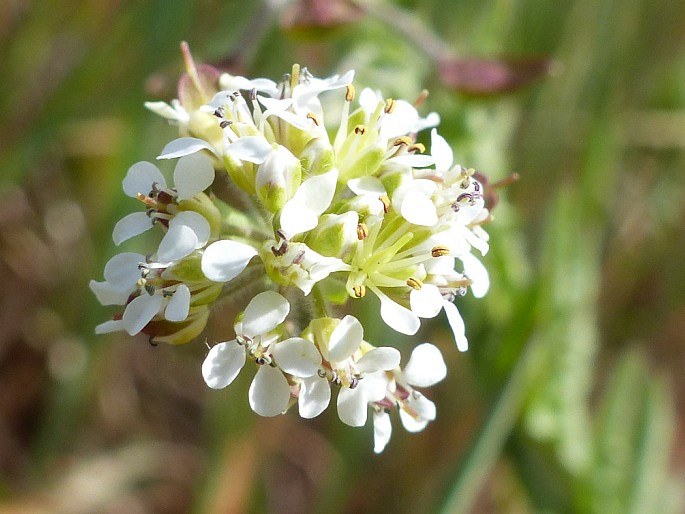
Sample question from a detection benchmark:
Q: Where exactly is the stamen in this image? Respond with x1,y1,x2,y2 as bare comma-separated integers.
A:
406,277,422,290
379,195,391,213
354,125,366,135
384,98,396,114
220,120,232,129
413,89,429,108
393,136,412,147
307,112,320,126
345,84,355,102
353,284,366,298
357,223,368,240
408,143,426,153
431,246,450,257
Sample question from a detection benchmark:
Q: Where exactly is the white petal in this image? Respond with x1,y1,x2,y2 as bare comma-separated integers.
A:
279,201,318,238
388,153,435,168
409,284,444,318
164,284,191,322
157,224,198,263
399,393,436,433
296,169,338,214
89,280,131,306
249,365,291,417
273,337,321,377
158,137,218,159
103,252,146,288
112,212,153,246
431,128,453,171
356,347,401,373
95,319,125,334
347,176,385,196
359,88,381,113
337,386,368,427
258,96,293,113
171,211,210,248
460,252,490,298
328,315,363,362
404,343,446,387
122,161,166,197
378,293,420,335
226,136,272,164
202,341,246,389
242,291,290,338
173,152,215,200
122,293,164,335
401,188,437,226
443,301,468,351
373,411,392,454
298,375,331,419
362,371,391,403
201,240,257,282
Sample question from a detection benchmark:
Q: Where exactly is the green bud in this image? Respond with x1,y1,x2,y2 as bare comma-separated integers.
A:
255,144,301,212
178,192,222,238
301,317,340,353
148,306,210,345
339,146,384,181
223,152,256,194
300,137,335,176
305,212,358,260
187,110,223,151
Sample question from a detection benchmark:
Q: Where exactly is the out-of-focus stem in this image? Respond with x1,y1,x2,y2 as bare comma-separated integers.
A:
349,0,454,62
439,335,551,514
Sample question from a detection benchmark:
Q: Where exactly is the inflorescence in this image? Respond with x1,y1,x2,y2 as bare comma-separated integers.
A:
90,47,492,453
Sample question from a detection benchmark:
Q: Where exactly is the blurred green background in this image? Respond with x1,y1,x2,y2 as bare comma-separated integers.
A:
1,0,684,512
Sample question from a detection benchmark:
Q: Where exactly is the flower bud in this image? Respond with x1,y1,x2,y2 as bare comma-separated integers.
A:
146,306,210,345
300,137,335,176
305,212,358,260
256,145,302,212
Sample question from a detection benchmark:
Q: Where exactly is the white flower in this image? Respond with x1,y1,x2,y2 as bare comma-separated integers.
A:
202,291,292,416
371,343,446,453
301,315,401,425
279,168,339,238
113,153,215,246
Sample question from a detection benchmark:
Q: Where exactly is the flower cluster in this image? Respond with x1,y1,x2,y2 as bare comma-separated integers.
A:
91,47,491,453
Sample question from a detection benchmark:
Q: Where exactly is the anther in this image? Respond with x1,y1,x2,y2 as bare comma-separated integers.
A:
456,193,475,204
292,250,305,265
271,241,288,257
379,195,391,213
306,112,320,126
144,283,156,296
213,108,224,118
345,84,355,102
431,246,450,257
357,223,368,240
394,136,412,147
354,125,366,135
318,369,327,378
384,98,396,113
406,277,422,290
349,376,360,389
353,285,366,298
220,120,232,129
408,143,426,153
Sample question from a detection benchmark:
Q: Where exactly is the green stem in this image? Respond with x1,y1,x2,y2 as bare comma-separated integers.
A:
439,335,550,514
